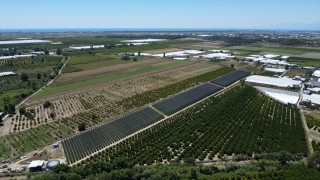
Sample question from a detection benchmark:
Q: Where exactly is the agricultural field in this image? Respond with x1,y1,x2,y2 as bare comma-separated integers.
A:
287,57,320,66
37,57,189,96
283,67,307,78
312,140,320,152
305,114,320,132
226,46,303,55
2,64,231,139
62,107,164,164
63,40,201,56
210,70,251,87
0,56,64,110
173,41,224,50
0,65,233,159
0,123,74,159
154,83,223,115
73,85,307,166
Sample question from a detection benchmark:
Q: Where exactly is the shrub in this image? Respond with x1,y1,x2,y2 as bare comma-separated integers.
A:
43,101,51,108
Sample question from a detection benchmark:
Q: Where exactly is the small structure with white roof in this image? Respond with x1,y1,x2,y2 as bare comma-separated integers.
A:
264,54,280,59
28,160,45,172
246,75,301,88
0,72,15,77
312,70,320,77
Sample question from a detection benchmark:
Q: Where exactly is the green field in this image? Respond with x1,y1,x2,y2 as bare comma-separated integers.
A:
0,56,63,110
230,46,302,55
34,59,190,97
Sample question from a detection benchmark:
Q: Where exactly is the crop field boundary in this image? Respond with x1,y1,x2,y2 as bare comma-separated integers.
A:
26,61,200,105
67,80,240,166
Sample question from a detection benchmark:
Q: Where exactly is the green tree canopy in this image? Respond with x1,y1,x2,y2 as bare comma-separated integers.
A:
21,73,29,81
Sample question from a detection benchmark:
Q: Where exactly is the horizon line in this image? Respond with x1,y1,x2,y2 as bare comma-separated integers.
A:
0,28,319,32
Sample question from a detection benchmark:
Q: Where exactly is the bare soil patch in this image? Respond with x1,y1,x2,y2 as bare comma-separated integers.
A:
283,68,307,78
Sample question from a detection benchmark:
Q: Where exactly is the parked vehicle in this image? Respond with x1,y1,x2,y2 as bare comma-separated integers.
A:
33,152,38,156
2,170,7,173
10,168,16,173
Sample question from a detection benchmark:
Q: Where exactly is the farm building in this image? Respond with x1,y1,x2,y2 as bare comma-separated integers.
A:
133,52,152,56
0,54,36,60
245,75,301,88
173,57,187,60
308,80,320,87
31,51,45,55
308,87,320,93
51,42,62,44
194,53,235,60
28,160,45,172
183,50,205,54
281,56,290,59
264,54,280,58
249,55,263,58
126,43,149,46
120,39,167,43
0,72,15,77
0,39,52,45
253,58,280,65
208,50,229,53
255,86,300,104
264,68,285,73
312,70,320,77
245,57,256,61
151,50,204,58
69,45,104,49
303,94,320,105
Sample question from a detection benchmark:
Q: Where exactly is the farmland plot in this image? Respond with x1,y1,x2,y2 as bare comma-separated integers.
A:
62,107,164,164
1,66,233,159
76,85,307,166
210,70,251,87
153,83,223,115
12,65,231,133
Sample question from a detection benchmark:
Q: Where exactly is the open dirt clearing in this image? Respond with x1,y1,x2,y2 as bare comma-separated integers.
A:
283,68,307,78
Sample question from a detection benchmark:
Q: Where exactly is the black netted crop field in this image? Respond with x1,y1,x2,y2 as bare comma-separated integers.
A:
79,85,307,166
62,107,164,164
153,83,223,115
210,70,251,87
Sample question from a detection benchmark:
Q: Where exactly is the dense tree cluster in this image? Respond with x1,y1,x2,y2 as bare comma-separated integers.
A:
31,159,320,180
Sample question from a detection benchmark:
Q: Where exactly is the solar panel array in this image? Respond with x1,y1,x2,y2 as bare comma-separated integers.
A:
62,107,164,164
210,70,251,87
153,83,223,115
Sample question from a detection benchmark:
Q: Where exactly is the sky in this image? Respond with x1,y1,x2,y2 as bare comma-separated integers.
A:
0,0,319,30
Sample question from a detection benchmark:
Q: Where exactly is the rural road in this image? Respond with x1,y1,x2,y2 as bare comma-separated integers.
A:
0,56,69,136
297,84,315,155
